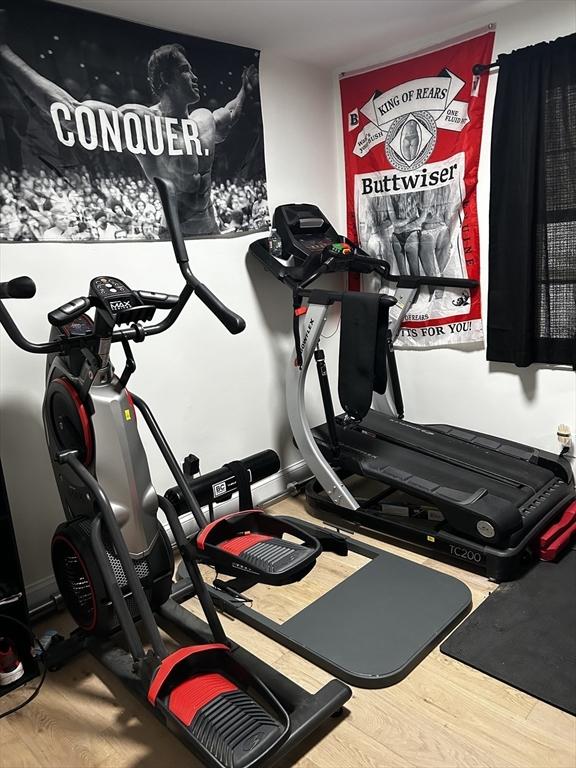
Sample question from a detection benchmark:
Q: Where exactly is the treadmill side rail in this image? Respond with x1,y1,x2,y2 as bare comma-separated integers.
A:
286,302,358,511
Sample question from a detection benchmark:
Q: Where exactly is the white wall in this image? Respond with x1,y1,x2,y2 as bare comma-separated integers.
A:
2,0,575,604
334,0,576,456
0,52,342,602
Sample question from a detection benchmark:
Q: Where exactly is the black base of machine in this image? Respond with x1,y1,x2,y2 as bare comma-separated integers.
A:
174,516,472,688
42,599,351,767
305,478,569,582
308,409,574,582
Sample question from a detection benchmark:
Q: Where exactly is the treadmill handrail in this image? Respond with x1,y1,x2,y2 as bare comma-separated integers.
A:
295,288,397,306
390,274,478,289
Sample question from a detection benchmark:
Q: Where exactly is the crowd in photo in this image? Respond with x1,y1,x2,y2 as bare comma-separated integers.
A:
0,166,270,241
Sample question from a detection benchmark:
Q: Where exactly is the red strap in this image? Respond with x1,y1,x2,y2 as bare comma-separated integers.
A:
348,273,361,291
196,510,264,551
148,644,229,705
218,533,273,557
539,501,576,561
294,307,307,317
54,378,94,466
168,673,237,726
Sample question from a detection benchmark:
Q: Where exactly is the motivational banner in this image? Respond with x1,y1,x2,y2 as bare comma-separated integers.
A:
0,0,269,242
340,28,495,347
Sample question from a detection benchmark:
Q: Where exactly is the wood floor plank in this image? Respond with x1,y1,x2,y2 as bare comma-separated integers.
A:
526,700,576,748
0,738,42,768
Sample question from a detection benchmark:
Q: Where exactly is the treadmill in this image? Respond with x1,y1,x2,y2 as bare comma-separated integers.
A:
249,204,575,581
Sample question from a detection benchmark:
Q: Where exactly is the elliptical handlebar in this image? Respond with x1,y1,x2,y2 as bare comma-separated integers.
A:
0,177,246,354
155,176,246,335
154,175,190,266
182,264,246,335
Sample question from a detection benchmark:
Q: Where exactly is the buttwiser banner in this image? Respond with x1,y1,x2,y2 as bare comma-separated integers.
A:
0,0,269,242
340,28,495,347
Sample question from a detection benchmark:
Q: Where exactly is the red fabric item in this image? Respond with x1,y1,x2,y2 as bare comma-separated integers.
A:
218,533,273,557
340,29,495,348
147,644,229,705
168,673,238,726
0,638,21,673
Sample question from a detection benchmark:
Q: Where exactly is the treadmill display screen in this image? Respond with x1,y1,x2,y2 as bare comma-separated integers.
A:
297,236,335,255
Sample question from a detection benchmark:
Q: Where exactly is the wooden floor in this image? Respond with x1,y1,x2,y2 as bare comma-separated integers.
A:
2,497,575,768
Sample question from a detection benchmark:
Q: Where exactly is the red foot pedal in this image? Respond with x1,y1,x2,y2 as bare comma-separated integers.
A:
169,673,237,724
149,646,287,768
218,533,272,556
539,501,576,561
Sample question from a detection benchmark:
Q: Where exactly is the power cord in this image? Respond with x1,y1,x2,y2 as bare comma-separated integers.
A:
321,311,341,340
0,615,47,720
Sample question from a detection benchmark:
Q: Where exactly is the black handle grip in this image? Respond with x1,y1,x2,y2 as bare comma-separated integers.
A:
154,176,188,264
154,175,245,335
393,274,478,289
195,282,246,335
48,296,92,327
0,276,36,299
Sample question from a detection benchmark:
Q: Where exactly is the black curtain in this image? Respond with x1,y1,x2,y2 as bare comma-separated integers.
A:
487,35,576,367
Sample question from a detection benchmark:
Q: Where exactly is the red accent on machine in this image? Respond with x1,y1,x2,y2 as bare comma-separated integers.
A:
539,501,576,561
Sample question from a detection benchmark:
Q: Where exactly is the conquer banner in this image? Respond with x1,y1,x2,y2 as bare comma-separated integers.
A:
340,28,495,347
0,0,268,242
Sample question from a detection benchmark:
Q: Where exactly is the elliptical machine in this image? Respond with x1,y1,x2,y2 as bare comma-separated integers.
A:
0,178,351,767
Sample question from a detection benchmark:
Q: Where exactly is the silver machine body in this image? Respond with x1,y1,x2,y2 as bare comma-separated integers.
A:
45,356,160,559
286,301,358,511
89,381,159,557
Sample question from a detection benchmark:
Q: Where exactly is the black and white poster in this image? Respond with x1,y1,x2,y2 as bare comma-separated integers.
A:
0,0,269,242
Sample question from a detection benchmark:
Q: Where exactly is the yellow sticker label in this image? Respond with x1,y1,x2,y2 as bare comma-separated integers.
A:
124,409,132,421
426,535,436,543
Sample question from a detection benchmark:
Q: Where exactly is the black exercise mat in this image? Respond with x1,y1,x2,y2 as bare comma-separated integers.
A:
441,549,576,714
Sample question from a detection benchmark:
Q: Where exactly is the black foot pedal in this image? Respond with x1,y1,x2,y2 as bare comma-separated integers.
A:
174,674,284,767
219,534,313,575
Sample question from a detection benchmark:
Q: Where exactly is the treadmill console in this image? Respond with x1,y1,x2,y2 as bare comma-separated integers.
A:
248,202,387,288
273,203,339,264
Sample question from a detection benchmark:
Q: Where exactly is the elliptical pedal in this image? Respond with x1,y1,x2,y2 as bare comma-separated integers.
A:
218,533,313,575
148,645,289,768
195,510,322,585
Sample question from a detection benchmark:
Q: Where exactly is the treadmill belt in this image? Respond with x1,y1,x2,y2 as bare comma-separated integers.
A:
315,422,535,505
360,410,555,490
441,549,576,714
